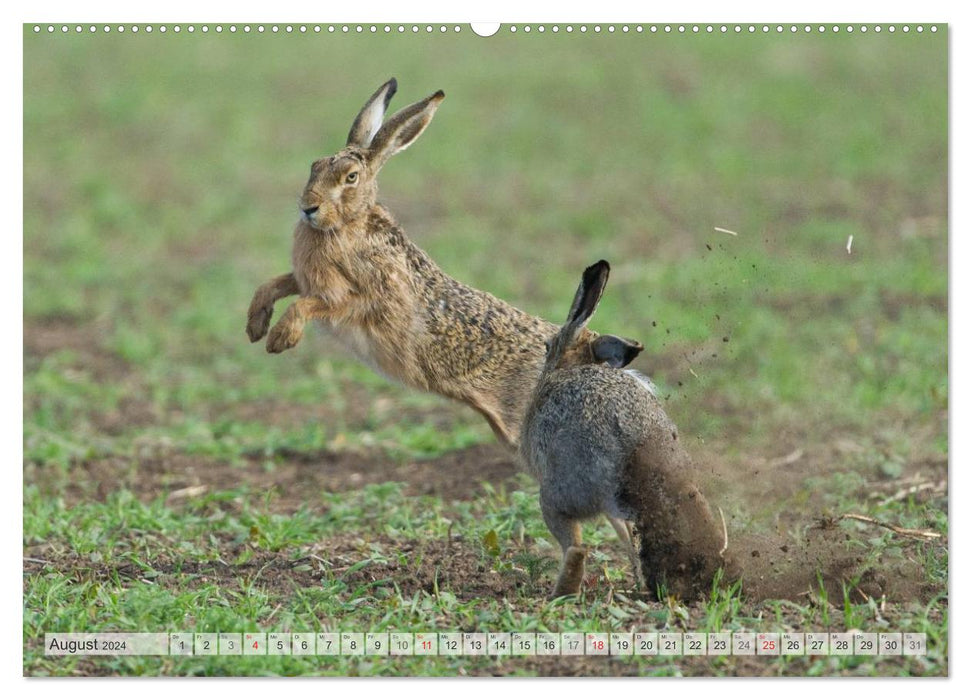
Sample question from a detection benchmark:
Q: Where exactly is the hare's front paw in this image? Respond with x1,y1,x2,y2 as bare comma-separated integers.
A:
266,319,302,354
246,305,273,342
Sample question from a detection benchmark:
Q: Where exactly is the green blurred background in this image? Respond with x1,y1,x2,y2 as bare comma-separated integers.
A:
24,27,946,456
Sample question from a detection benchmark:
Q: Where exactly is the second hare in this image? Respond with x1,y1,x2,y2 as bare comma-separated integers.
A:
520,261,736,600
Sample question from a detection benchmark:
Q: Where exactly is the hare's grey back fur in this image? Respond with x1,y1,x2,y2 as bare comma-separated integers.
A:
624,369,658,397
522,364,671,521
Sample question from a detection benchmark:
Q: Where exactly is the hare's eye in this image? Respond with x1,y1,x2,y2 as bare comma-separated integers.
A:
345,171,359,184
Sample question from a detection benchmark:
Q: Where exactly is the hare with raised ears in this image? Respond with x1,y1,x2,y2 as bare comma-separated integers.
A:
245,80,644,448
246,78,556,447
520,261,734,600
245,80,640,555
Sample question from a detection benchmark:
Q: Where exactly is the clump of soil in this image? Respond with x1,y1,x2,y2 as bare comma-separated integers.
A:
729,525,933,604
619,440,936,605
633,501,929,605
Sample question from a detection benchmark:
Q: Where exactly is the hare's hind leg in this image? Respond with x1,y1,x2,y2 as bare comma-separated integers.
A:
554,547,586,598
470,401,517,450
541,503,585,598
247,273,299,342
607,516,645,591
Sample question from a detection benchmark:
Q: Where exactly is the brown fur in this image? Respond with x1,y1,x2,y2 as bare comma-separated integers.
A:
247,81,565,447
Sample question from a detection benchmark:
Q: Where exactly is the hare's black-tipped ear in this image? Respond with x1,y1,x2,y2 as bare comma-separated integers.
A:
592,335,643,369
346,78,398,147
367,89,445,170
565,260,610,328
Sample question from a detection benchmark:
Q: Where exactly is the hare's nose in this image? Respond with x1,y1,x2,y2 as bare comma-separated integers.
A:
302,205,319,216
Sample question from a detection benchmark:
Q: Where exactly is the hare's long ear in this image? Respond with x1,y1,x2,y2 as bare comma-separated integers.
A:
545,261,611,369
591,335,643,368
346,78,398,148
367,89,445,170
564,260,610,330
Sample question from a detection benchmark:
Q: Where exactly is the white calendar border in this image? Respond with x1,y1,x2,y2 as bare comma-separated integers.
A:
9,0,959,695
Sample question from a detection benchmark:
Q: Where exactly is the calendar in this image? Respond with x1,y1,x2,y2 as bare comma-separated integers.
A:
44,632,928,657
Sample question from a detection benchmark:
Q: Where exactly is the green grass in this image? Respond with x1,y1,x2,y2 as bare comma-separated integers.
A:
23,478,947,676
23,25,947,676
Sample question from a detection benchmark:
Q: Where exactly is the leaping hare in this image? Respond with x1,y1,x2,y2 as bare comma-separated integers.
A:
520,261,733,600
246,78,563,447
245,79,641,555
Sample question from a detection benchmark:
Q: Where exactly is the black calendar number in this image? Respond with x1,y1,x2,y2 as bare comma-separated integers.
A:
688,640,702,651
835,640,848,651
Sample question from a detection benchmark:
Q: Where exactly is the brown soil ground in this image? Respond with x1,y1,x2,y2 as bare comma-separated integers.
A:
24,316,948,675
25,314,947,606
25,437,944,608
25,443,521,511
23,526,945,677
